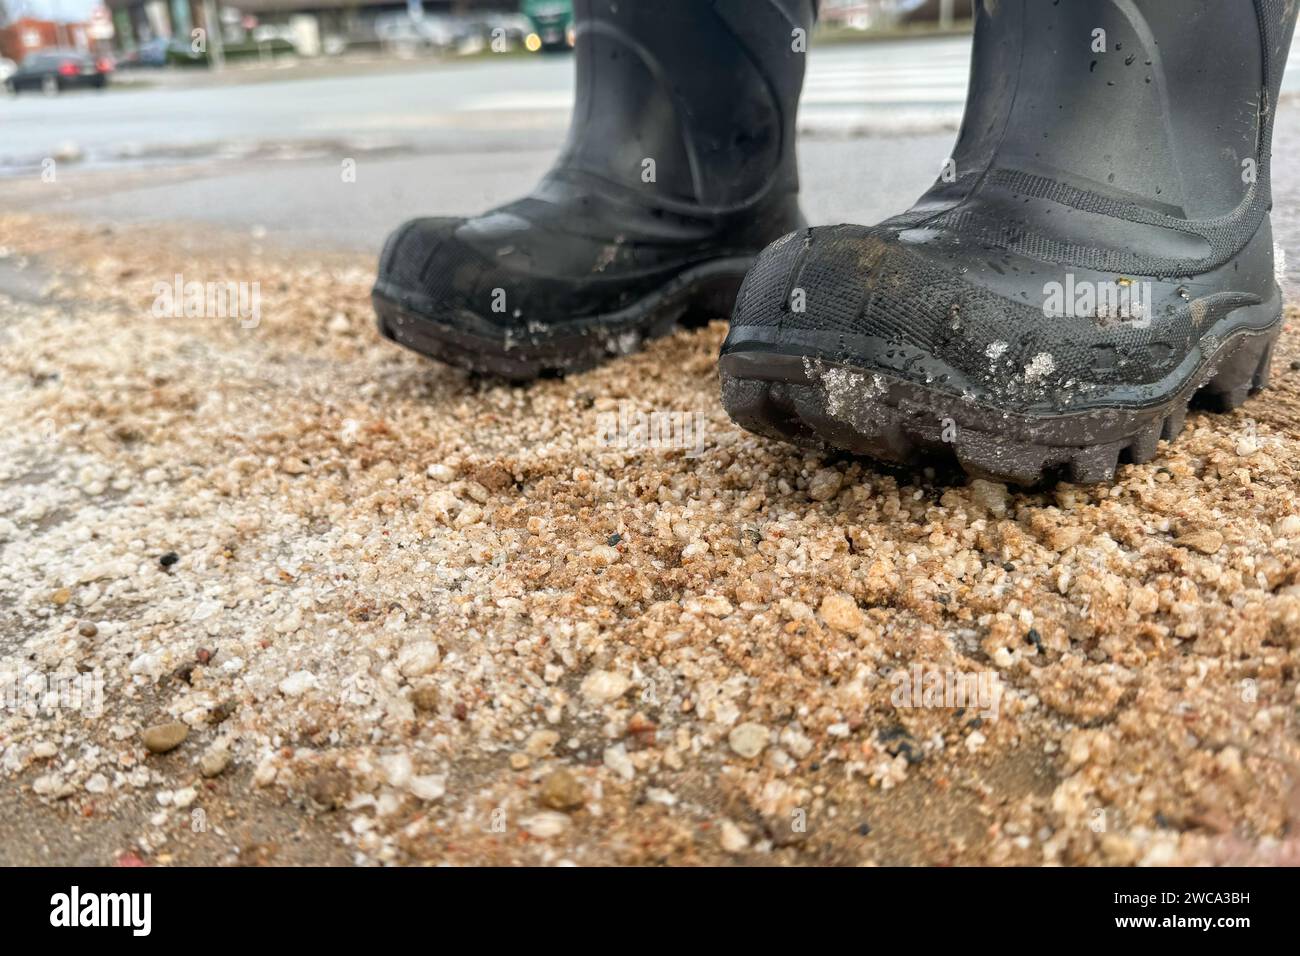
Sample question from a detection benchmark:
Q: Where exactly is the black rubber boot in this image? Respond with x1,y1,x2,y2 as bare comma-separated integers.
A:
721,0,1297,485
373,0,815,381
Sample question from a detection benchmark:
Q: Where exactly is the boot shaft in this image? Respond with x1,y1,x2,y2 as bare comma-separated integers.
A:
936,0,1298,231
557,0,816,213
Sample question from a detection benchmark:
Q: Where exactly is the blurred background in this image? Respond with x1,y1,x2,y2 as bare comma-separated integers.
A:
0,0,964,68
3,0,1300,264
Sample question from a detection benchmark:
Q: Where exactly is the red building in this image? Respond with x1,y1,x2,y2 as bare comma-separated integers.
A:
0,17,92,63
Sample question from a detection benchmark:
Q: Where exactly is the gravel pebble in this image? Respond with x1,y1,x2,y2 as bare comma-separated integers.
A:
807,467,844,502
968,479,1009,516
728,722,769,759
410,685,440,713
1176,529,1225,555
819,593,864,633
522,812,570,838
719,820,750,853
199,748,232,778
540,769,585,811
141,722,189,755
580,670,630,705
278,671,318,697
525,730,560,758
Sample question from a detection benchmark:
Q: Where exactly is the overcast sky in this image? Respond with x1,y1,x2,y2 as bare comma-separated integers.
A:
6,0,102,23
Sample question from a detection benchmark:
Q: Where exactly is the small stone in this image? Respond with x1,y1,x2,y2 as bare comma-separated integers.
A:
158,552,179,568
453,504,484,528
280,457,310,475
807,467,844,502
77,621,98,638
719,819,750,853
409,774,446,801
426,463,455,482
587,544,620,567
141,721,188,754
172,786,198,809
251,757,277,788
819,592,864,633
33,774,65,796
540,769,585,811
411,685,440,712
51,588,71,606
779,727,814,759
525,729,560,757
1212,747,1243,779
728,722,769,759
681,540,709,559
700,595,733,617
521,811,570,838
381,752,413,788
969,479,1009,517
580,670,630,705
1273,514,1300,538
199,748,231,778
1129,586,1160,616
1236,438,1259,457
509,753,531,770
1176,529,1224,555
1046,526,1085,552
603,744,635,780
397,641,440,678
462,480,490,504
278,670,317,697
85,774,109,794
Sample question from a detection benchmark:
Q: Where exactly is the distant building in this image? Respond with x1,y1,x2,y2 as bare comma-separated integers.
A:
820,0,961,30
0,16,92,62
104,0,514,53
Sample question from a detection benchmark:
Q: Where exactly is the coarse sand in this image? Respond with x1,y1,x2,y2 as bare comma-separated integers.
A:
1,213,1298,866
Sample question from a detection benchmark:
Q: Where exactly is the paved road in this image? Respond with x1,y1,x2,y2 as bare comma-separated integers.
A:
0,39,971,253
7,33,1300,172
0,40,972,172
5,33,1300,286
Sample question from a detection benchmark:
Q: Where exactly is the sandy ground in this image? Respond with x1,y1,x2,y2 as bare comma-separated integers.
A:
1,212,1299,867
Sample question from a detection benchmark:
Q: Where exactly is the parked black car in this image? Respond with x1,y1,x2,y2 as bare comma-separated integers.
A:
4,51,112,95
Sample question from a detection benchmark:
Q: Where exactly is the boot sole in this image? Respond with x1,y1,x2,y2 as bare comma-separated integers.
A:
719,312,1281,487
374,257,755,381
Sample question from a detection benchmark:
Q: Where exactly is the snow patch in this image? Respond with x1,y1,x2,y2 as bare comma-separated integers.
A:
804,358,886,421
1024,353,1056,383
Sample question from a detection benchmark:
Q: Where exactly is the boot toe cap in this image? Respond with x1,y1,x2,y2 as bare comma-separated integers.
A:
374,216,480,316
727,223,1112,404
374,214,668,334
